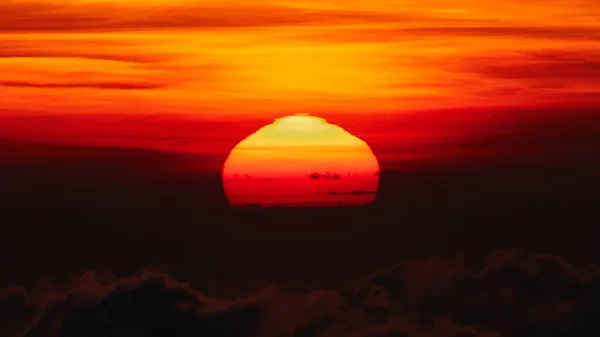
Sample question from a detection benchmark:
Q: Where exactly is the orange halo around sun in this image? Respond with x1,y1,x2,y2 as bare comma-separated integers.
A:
222,114,380,208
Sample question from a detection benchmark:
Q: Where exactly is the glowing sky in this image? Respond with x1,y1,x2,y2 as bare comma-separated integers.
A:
2,0,599,117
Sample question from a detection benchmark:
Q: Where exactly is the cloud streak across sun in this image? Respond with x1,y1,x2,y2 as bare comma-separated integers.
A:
1,0,599,117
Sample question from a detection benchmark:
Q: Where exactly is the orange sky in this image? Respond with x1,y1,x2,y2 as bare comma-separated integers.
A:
1,0,600,172
1,0,599,118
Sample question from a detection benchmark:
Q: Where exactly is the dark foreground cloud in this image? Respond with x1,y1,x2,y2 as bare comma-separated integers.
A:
3,249,600,337
0,286,38,337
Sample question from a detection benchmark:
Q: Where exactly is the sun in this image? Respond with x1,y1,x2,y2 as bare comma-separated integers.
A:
222,114,380,208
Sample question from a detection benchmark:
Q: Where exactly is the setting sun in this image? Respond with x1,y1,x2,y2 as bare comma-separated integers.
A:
222,114,380,208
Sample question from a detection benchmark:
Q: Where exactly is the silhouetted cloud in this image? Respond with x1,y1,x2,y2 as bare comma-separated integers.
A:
3,250,600,337
0,285,37,337
307,172,342,180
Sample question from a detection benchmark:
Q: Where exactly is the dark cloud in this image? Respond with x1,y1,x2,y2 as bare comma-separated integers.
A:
454,50,600,99
0,2,410,33
0,80,165,90
4,250,600,337
0,49,176,64
0,38,165,63
468,51,600,81
0,286,38,337
408,26,600,41
304,25,600,44
350,251,600,336
23,272,266,337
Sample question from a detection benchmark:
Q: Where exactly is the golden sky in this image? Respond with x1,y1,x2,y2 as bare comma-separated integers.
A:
1,0,599,117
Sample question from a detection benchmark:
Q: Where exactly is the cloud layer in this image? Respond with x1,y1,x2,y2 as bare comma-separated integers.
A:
2,250,600,337
1,0,599,115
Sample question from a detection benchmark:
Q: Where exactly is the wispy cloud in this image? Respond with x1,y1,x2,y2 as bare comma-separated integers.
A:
0,80,165,90
0,0,599,115
453,50,600,100
305,25,600,44
469,51,600,80
408,26,600,40
0,1,410,32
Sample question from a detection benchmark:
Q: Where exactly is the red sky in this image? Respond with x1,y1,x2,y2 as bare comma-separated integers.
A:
1,0,599,166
